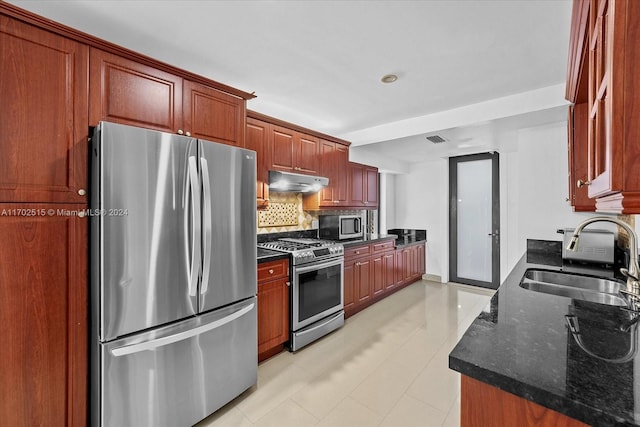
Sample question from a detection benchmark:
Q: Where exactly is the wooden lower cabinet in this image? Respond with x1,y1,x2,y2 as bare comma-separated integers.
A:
345,241,425,319
0,203,87,427
257,258,289,362
461,375,588,427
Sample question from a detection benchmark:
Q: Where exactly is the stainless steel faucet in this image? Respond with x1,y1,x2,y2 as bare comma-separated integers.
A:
567,216,640,299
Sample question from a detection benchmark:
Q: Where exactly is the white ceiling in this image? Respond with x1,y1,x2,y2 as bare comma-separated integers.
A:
8,0,573,164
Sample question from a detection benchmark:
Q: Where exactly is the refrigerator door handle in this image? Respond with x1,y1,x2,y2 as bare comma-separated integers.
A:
200,156,212,294
187,156,201,297
110,302,255,357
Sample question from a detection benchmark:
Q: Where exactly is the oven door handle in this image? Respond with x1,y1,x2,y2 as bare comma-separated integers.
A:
294,258,344,274
295,311,344,336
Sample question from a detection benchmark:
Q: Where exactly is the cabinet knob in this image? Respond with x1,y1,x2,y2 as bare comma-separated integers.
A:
355,251,360,254
78,189,86,196
77,211,86,218
577,179,591,188
268,269,274,274
286,281,291,287
177,129,184,135
186,131,191,137
334,200,339,204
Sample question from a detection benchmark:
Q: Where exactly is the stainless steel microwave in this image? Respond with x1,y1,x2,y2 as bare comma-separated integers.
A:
319,215,363,240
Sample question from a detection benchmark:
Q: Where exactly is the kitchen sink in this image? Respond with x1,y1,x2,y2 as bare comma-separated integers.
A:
519,269,627,306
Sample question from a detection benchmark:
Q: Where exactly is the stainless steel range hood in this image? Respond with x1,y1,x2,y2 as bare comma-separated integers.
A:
268,170,329,193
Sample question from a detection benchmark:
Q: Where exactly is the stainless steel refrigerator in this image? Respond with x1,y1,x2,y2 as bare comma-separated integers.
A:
90,122,257,427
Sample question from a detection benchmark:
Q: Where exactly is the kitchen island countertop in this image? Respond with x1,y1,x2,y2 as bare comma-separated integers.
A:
449,249,639,426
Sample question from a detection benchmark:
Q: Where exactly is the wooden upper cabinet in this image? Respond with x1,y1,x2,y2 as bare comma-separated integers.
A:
0,203,87,427
304,140,349,209
246,118,271,209
90,49,246,147
89,48,183,133
296,134,320,174
269,125,319,175
271,125,296,172
0,16,88,203
564,0,640,213
349,162,378,208
183,80,245,146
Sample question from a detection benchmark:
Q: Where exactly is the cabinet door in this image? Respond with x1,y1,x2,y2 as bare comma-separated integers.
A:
89,48,183,133
403,248,412,282
349,163,366,206
270,125,295,172
356,258,372,304
296,134,319,174
0,203,87,427
365,166,379,207
319,140,337,205
0,17,88,203
334,145,350,205
568,104,596,211
586,0,621,198
417,244,426,276
383,252,396,290
257,277,289,355
395,250,405,286
372,255,385,297
344,260,356,315
246,118,271,209
183,80,245,147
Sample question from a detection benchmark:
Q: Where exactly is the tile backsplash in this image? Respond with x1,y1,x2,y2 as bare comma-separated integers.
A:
257,192,318,234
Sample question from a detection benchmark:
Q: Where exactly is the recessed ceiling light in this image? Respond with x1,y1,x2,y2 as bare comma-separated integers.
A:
381,74,398,84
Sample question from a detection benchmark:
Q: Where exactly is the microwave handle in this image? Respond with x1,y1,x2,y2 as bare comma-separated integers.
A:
355,218,361,233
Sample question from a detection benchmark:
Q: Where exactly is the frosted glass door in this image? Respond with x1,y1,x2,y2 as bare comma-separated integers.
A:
449,152,499,289
457,160,492,282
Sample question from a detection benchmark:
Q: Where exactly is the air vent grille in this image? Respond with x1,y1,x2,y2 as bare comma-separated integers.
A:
426,135,446,144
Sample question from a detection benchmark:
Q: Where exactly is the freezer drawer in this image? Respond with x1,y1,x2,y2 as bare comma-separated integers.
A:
96,298,257,427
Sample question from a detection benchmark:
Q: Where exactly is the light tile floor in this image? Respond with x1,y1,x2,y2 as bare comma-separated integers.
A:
196,280,494,427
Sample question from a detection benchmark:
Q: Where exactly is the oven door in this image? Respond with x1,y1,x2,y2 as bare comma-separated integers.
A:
292,257,344,331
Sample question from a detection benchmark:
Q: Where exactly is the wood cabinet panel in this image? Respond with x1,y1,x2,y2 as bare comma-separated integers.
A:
383,252,396,290
89,48,183,133
258,277,289,358
303,140,350,209
564,0,640,212
271,125,295,172
356,258,372,304
0,203,87,427
461,375,588,427
568,104,596,211
246,118,271,209
417,244,426,276
345,244,371,259
348,162,378,208
297,134,319,174
257,258,289,362
183,80,245,146
350,163,365,205
257,258,288,281
372,255,385,297
344,261,356,315
0,17,88,203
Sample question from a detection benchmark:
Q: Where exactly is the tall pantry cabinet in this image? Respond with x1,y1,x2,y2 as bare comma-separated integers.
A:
0,3,253,426
0,13,89,427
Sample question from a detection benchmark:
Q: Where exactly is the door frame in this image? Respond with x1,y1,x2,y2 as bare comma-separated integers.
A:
448,152,500,289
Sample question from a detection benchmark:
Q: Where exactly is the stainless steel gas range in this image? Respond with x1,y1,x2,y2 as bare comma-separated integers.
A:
258,238,344,351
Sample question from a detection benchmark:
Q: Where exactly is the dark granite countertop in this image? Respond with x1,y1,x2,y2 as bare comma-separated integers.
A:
449,249,638,426
257,248,289,263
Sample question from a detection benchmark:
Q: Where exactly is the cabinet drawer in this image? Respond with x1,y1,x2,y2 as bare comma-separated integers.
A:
258,259,289,282
345,244,371,259
372,240,395,253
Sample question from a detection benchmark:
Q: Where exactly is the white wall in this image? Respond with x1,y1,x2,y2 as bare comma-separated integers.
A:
384,120,608,284
392,158,450,281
